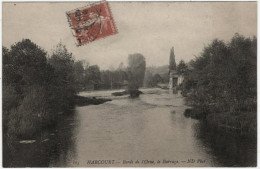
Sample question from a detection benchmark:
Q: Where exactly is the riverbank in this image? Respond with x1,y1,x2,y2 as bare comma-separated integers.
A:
184,108,256,136
4,95,112,140
74,95,111,106
112,90,143,97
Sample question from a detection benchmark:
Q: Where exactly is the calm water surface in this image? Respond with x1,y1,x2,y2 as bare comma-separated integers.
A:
3,88,256,167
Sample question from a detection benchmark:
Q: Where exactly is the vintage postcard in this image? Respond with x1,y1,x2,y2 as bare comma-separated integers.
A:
2,1,257,167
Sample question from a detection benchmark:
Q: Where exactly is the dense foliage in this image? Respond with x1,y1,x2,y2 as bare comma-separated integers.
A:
176,60,188,75
3,40,83,138
182,34,257,133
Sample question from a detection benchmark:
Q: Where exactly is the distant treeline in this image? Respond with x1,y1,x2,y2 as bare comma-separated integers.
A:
144,62,188,88
144,66,169,87
71,59,171,90
76,62,171,90
73,61,129,90
181,34,257,134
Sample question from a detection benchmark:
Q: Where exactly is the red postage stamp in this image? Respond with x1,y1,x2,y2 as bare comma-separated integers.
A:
66,1,117,46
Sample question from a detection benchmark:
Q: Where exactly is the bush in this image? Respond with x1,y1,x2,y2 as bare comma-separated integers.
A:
7,86,58,138
183,34,256,115
3,86,20,112
3,85,21,134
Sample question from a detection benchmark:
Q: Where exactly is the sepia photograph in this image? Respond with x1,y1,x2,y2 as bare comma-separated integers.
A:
2,1,257,167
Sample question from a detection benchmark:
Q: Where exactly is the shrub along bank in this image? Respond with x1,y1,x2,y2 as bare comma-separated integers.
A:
181,34,257,135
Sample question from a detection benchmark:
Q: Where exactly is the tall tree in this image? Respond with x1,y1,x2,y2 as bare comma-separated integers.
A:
169,47,176,70
5,39,51,89
48,42,76,109
127,53,146,97
73,60,85,91
85,65,101,89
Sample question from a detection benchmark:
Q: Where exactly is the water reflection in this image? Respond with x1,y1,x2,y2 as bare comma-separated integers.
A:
3,110,78,167
52,88,216,167
193,121,257,167
49,111,79,167
3,88,257,167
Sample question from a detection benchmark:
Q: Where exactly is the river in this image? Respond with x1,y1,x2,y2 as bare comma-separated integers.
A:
3,88,256,167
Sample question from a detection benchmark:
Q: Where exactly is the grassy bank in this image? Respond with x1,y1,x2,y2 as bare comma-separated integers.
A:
206,111,257,135
4,93,112,139
184,108,256,136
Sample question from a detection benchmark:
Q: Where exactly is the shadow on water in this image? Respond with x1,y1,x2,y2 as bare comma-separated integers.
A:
3,109,78,167
193,121,257,167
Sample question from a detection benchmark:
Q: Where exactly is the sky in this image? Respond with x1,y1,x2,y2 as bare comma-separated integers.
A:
2,2,257,70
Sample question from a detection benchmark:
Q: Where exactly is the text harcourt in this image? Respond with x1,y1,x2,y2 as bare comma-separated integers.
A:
87,160,115,164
